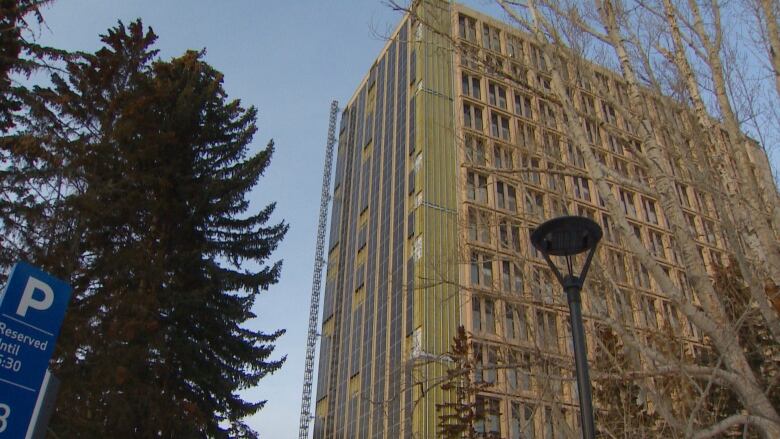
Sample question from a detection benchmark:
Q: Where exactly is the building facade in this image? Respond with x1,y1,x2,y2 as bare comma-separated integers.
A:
312,1,775,438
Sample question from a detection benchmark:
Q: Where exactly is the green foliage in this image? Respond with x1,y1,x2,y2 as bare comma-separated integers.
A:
0,0,67,133
5,20,287,438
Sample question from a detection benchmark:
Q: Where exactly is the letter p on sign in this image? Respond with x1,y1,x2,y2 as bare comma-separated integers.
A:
16,277,54,317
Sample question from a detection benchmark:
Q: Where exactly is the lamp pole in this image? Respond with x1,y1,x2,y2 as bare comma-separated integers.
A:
530,216,602,439
564,275,596,439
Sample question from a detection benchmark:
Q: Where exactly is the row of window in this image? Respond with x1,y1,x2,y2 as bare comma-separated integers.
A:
458,12,635,107
465,169,659,222
461,98,648,173
470,277,692,343
473,394,582,439
462,71,629,137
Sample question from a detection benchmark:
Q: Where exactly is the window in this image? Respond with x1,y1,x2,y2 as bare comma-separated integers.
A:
458,14,477,42
685,213,698,236
494,143,513,170
530,267,553,302
472,296,483,332
702,219,717,244
475,396,502,436
485,53,505,75
505,303,529,341
649,230,664,259
601,102,617,125
517,121,536,148
601,213,616,243
543,407,556,439
581,93,596,116
547,167,562,191
595,72,610,92
567,142,585,168
496,180,518,212
539,100,557,128
536,310,559,352
572,176,591,202
577,204,596,220
525,189,545,216
466,171,488,204
549,196,566,216
634,258,651,289
595,151,607,166
641,295,658,329
471,251,493,287
613,157,629,178
511,63,528,84
636,165,648,184
584,119,600,144
485,299,496,334
462,73,482,99
607,134,624,155
460,44,480,70
465,134,486,165
510,401,536,439
463,102,484,131
542,131,560,159
536,73,552,93
506,350,532,393
676,183,691,208
615,288,635,325
474,343,498,384
501,260,524,294
491,112,511,140
482,23,502,52
514,93,534,119
499,218,522,252
488,82,508,109
662,301,681,332
643,197,658,224
609,250,627,282
468,207,491,244
619,189,637,217
507,36,524,59
521,154,541,186
529,44,546,70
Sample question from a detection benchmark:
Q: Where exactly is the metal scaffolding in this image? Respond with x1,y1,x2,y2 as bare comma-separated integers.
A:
298,100,339,439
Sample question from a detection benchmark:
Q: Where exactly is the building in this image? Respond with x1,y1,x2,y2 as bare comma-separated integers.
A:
312,1,776,438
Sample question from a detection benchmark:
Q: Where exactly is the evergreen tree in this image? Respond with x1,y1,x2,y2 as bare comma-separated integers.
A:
11,20,287,437
0,0,65,132
437,326,501,439
0,0,68,271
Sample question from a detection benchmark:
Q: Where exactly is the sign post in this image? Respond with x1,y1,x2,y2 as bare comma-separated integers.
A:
0,262,72,438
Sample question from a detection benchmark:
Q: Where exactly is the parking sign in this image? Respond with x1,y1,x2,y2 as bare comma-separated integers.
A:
0,262,72,438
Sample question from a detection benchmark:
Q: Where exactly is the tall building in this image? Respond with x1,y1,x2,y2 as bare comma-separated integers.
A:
312,1,776,438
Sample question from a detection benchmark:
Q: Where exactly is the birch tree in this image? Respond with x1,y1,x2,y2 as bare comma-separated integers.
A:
493,0,780,436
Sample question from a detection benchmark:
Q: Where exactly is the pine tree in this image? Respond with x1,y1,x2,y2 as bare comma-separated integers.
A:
0,0,65,132
0,0,68,272
437,326,501,439
11,20,287,437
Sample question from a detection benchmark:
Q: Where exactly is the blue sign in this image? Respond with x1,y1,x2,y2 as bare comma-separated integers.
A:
0,262,72,438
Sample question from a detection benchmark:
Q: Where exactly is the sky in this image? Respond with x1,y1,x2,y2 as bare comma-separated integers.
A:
29,1,500,437
29,1,780,438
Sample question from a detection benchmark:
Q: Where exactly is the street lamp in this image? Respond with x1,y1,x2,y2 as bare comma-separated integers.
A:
530,215,602,439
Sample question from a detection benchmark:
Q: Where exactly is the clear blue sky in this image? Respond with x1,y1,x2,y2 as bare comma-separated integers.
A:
30,1,501,437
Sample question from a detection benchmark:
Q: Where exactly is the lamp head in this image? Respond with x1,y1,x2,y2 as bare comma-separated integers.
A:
530,215,602,257
530,215,603,284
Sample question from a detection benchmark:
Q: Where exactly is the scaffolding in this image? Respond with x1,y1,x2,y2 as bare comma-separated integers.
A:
297,100,339,439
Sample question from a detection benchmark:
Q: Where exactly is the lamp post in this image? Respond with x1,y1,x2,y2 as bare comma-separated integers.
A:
530,216,602,439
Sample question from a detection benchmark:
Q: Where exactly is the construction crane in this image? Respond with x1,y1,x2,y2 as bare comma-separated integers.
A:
298,100,339,439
